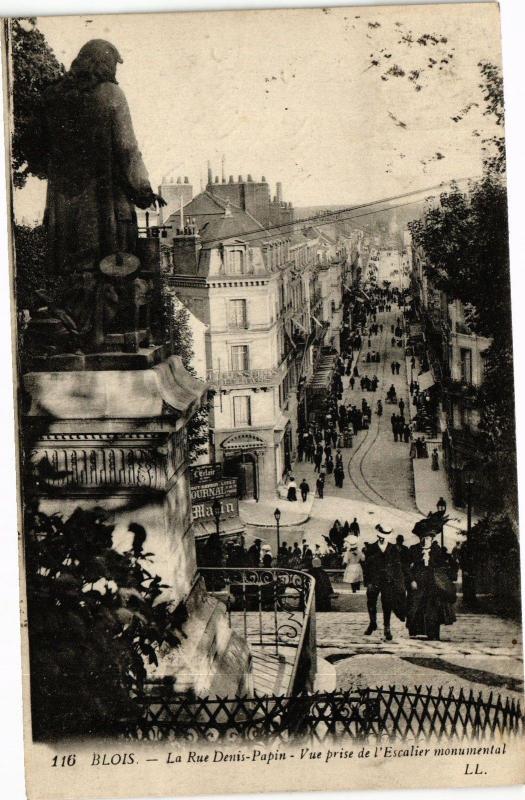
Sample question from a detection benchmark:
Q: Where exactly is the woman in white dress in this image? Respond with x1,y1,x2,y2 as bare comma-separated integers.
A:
287,476,297,501
343,536,364,593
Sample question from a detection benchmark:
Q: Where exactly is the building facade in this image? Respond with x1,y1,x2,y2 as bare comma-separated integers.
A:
410,239,491,513
159,182,356,499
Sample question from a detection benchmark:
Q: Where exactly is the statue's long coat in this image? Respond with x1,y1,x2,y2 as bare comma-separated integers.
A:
42,81,153,274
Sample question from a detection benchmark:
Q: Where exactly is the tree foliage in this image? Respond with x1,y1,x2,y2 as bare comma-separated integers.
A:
26,505,187,739
409,177,510,345
13,223,59,310
10,18,64,188
470,512,521,613
409,178,516,513
408,58,516,516
478,60,505,174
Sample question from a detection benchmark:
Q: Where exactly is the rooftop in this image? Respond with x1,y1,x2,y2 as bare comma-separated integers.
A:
165,191,267,246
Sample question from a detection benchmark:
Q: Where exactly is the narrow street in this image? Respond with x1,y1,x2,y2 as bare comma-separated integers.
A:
242,250,523,697
343,305,415,513
282,295,422,550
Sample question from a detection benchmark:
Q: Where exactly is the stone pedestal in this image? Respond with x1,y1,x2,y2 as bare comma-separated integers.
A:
23,354,252,697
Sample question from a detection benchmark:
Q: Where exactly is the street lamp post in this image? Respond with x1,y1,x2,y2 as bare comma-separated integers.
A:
274,507,282,560
462,465,476,607
464,468,474,540
212,497,222,540
436,497,447,548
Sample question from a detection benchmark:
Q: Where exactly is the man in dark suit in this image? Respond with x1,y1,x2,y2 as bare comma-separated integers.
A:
395,534,410,574
301,539,313,569
363,524,406,641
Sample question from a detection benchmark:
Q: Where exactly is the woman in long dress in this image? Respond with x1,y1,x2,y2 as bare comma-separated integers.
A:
343,536,364,593
406,514,457,640
309,557,334,611
287,476,297,501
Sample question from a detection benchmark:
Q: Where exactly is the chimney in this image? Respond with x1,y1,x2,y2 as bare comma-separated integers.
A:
247,174,253,182
262,176,266,183
184,176,189,184
172,225,201,276
238,174,243,183
276,182,283,202
207,161,212,185
176,176,181,184
229,175,234,183
214,176,219,183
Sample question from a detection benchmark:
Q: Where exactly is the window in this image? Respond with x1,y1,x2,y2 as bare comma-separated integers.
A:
460,348,472,384
231,345,249,371
229,299,247,328
228,249,244,274
233,396,251,426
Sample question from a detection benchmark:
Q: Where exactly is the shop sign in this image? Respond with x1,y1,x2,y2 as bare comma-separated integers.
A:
192,496,239,521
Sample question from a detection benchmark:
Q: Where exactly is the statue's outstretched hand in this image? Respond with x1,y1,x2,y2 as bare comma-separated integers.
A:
153,193,167,208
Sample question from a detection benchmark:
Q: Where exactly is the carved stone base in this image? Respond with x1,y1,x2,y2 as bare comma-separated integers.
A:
24,357,252,698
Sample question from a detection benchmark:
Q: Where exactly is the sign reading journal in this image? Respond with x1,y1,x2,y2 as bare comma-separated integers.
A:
189,465,239,521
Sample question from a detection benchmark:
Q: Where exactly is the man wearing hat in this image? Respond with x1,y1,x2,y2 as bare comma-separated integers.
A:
362,523,406,640
247,538,262,567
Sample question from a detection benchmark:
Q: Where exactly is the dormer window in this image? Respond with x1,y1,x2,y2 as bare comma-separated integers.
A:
227,248,245,275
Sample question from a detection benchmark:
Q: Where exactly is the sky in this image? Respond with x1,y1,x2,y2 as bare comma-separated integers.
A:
13,3,503,223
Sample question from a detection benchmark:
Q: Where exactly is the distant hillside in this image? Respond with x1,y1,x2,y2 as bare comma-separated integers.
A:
296,198,429,238
295,205,348,221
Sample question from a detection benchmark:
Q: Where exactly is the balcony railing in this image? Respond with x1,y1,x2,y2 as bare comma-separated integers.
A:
201,567,317,696
206,368,281,388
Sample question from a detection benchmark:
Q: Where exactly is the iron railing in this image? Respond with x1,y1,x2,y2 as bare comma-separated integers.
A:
200,567,316,696
122,686,524,743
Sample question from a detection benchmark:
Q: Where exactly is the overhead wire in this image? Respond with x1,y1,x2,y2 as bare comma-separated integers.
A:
175,176,475,248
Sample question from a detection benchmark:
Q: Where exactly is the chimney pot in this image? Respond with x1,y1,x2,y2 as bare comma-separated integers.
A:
184,176,189,184
247,174,253,182
262,176,266,183
238,175,243,183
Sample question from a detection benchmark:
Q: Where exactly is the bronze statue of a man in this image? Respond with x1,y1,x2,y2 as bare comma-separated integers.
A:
40,39,162,275
27,39,166,354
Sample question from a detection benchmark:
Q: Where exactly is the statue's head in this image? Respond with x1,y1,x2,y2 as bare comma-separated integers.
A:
69,39,123,87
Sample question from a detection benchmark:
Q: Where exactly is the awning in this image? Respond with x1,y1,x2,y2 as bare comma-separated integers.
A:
311,314,323,326
359,287,371,301
417,371,435,392
194,516,245,539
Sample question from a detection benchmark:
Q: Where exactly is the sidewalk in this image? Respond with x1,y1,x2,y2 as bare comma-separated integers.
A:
239,491,314,528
